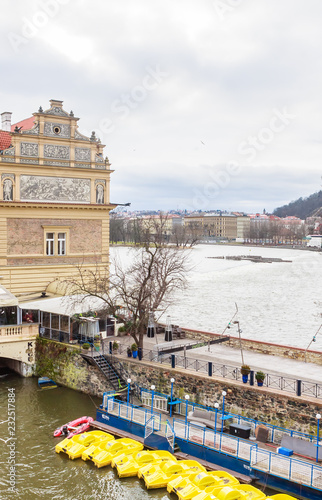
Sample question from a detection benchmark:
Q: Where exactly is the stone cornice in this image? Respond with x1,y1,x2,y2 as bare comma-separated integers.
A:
0,201,117,210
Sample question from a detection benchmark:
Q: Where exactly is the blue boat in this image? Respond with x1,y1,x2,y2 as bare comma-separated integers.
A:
38,376,57,389
95,387,322,500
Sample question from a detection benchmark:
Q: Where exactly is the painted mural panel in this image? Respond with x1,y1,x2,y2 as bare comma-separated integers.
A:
20,175,91,203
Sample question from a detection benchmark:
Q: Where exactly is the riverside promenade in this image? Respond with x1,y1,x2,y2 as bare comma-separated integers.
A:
106,332,322,385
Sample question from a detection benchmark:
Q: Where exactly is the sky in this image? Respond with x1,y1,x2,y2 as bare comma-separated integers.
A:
1,0,322,213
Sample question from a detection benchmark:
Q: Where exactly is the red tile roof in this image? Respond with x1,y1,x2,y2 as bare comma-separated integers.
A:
0,130,11,150
11,116,35,131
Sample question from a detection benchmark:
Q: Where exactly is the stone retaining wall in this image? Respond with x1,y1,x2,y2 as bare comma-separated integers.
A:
182,328,322,366
120,357,322,434
35,338,112,397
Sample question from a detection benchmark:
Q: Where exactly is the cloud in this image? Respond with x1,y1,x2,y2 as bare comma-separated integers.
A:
1,0,322,212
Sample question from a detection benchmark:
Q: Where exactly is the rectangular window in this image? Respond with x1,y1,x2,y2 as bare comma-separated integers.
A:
46,233,54,256
58,233,66,255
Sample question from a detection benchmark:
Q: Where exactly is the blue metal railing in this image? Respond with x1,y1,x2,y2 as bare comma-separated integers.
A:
250,447,322,491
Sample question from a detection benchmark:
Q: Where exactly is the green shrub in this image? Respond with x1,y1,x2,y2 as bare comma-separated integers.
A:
131,343,138,352
255,371,265,381
241,364,251,375
82,343,90,350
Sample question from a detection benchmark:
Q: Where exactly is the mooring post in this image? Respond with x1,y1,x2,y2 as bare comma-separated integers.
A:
208,362,213,377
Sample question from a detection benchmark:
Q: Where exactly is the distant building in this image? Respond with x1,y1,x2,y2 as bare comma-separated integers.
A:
307,235,322,248
0,99,115,296
184,213,250,240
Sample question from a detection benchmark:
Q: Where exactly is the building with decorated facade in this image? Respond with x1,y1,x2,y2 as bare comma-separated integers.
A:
0,99,114,297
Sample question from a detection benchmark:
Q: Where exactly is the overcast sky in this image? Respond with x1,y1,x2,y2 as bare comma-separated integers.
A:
1,0,322,213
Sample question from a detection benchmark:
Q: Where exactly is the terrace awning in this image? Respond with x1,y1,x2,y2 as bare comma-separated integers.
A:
0,285,18,307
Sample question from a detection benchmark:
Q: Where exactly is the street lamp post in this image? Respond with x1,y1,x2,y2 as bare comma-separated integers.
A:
151,385,155,414
185,395,190,439
170,378,175,417
214,402,219,435
127,378,131,405
316,413,321,463
221,391,227,433
233,320,245,366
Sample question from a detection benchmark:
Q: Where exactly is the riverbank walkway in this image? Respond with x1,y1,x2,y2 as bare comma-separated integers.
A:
106,334,322,385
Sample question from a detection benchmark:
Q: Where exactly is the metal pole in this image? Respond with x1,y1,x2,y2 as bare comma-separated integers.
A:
127,378,131,404
221,391,226,433
214,402,219,447
170,378,175,417
234,321,245,366
185,395,190,439
127,378,131,420
317,414,321,463
151,385,155,414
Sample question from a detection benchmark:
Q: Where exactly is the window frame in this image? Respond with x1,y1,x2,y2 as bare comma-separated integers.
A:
42,226,70,257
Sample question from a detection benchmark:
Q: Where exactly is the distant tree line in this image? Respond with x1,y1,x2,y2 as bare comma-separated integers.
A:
244,220,307,244
109,214,202,247
273,190,322,219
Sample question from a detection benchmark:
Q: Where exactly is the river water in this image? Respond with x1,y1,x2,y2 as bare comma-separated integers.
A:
0,373,169,500
111,244,322,350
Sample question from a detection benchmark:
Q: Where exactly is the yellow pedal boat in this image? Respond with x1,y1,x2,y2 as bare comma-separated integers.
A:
114,450,175,478
191,492,221,500
137,451,177,478
55,430,112,455
216,485,266,500
266,496,298,500
67,431,114,460
144,459,206,490
81,434,116,461
169,470,238,498
91,438,143,468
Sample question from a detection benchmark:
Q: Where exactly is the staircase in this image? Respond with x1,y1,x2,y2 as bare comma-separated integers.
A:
91,353,128,393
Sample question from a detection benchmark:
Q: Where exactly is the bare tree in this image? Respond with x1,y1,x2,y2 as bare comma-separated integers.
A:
66,219,190,348
171,222,203,248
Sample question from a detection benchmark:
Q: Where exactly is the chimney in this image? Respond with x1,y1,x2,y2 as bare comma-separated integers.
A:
1,112,12,131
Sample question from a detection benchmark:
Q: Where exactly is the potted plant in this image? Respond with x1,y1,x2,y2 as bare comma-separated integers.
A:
131,343,138,359
82,342,90,350
240,364,251,383
112,340,119,351
127,347,132,358
255,371,265,387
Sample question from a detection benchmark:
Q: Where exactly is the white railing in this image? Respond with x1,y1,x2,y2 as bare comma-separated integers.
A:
141,390,168,412
172,419,256,462
145,415,154,439
166,420,175,452
250,448,322,490
106,398,161,431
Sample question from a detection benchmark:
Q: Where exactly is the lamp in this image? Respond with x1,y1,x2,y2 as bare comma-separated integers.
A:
214,402,219,436
170,378,175,417
185,394,190,439
221,391,227,432
233,320,245,366
316,413,321,463
151,385,155,413
127,378,131,405
147,311,155,338
165,315,172,342
185,395,190,424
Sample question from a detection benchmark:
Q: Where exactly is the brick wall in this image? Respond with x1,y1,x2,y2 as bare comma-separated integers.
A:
7,218,102,257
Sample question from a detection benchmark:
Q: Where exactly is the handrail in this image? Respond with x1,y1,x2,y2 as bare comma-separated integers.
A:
113,342,322,400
